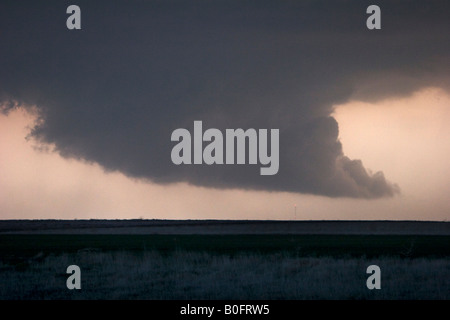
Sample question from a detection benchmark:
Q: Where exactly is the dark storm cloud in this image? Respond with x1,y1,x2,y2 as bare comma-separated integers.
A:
1,0,449,198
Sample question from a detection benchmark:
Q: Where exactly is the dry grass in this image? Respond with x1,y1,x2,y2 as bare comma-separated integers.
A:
1,251,448,300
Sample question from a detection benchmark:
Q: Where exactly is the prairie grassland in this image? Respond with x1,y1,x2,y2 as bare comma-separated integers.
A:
1,251,448,300
1,234,448,259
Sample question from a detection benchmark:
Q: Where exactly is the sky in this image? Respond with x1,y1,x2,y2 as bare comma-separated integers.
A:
1,0,449,220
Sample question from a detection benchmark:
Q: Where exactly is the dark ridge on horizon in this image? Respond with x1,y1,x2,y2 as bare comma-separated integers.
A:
0,219,448,235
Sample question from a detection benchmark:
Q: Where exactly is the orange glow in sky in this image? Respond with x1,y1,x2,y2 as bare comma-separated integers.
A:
1,87,449,220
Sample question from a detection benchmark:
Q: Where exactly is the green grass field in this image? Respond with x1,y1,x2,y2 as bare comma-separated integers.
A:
1,234,448,266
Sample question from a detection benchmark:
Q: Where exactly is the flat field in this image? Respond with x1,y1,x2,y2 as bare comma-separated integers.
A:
0,234,449,264
0,220,448,299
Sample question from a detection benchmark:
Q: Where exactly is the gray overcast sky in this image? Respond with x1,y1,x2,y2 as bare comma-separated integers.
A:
1,1,450,217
